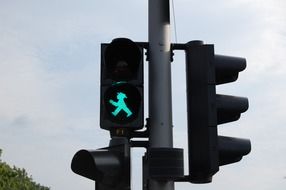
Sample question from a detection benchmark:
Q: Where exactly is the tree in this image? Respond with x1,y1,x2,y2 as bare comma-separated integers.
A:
0,149,50,190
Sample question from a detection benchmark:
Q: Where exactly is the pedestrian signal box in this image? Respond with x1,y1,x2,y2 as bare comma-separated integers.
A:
100,38,144,131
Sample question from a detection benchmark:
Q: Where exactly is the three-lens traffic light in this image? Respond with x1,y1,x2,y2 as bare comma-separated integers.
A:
185,41,251,183
100,38,144,131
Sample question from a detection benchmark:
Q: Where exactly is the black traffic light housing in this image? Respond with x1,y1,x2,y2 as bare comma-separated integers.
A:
185,41,251,183
100,38,144,131
71,137,130,190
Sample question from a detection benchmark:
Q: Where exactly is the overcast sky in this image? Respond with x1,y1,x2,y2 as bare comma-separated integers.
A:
0,0,286,190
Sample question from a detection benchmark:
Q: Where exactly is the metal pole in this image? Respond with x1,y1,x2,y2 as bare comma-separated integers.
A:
148,0,174,190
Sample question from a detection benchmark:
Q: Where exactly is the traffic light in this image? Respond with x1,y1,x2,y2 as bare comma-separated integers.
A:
185,41,251,183
100,38,144,131
71,137,130,190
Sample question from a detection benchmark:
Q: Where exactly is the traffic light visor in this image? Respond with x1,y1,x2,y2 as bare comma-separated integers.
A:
71,149,121,182
105,38,142,81
214,55,246,84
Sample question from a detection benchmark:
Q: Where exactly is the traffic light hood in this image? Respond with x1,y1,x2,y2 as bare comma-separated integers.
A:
71,149,121,184
104,38,142,81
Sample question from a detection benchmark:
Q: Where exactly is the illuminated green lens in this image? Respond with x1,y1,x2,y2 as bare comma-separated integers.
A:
109,92,133,118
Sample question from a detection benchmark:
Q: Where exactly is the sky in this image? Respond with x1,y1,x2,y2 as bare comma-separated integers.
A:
0,0,286,190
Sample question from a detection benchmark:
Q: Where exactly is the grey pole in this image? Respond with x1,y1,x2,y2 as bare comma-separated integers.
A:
148,0,174,190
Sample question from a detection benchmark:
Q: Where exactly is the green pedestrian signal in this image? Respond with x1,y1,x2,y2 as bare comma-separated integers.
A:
100,38,144,130
104,83,141,125
109,92,133,117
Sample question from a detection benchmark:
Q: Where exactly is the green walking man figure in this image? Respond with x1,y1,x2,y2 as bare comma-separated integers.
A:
109,92,133,117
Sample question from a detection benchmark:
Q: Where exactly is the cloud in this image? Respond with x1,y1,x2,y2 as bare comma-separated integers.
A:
0,2,111,189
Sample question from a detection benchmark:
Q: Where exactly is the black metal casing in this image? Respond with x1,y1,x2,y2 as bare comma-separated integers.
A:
100,38,144,131
185,41,251,183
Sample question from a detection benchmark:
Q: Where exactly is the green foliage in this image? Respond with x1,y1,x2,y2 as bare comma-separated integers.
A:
0,149,50,190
